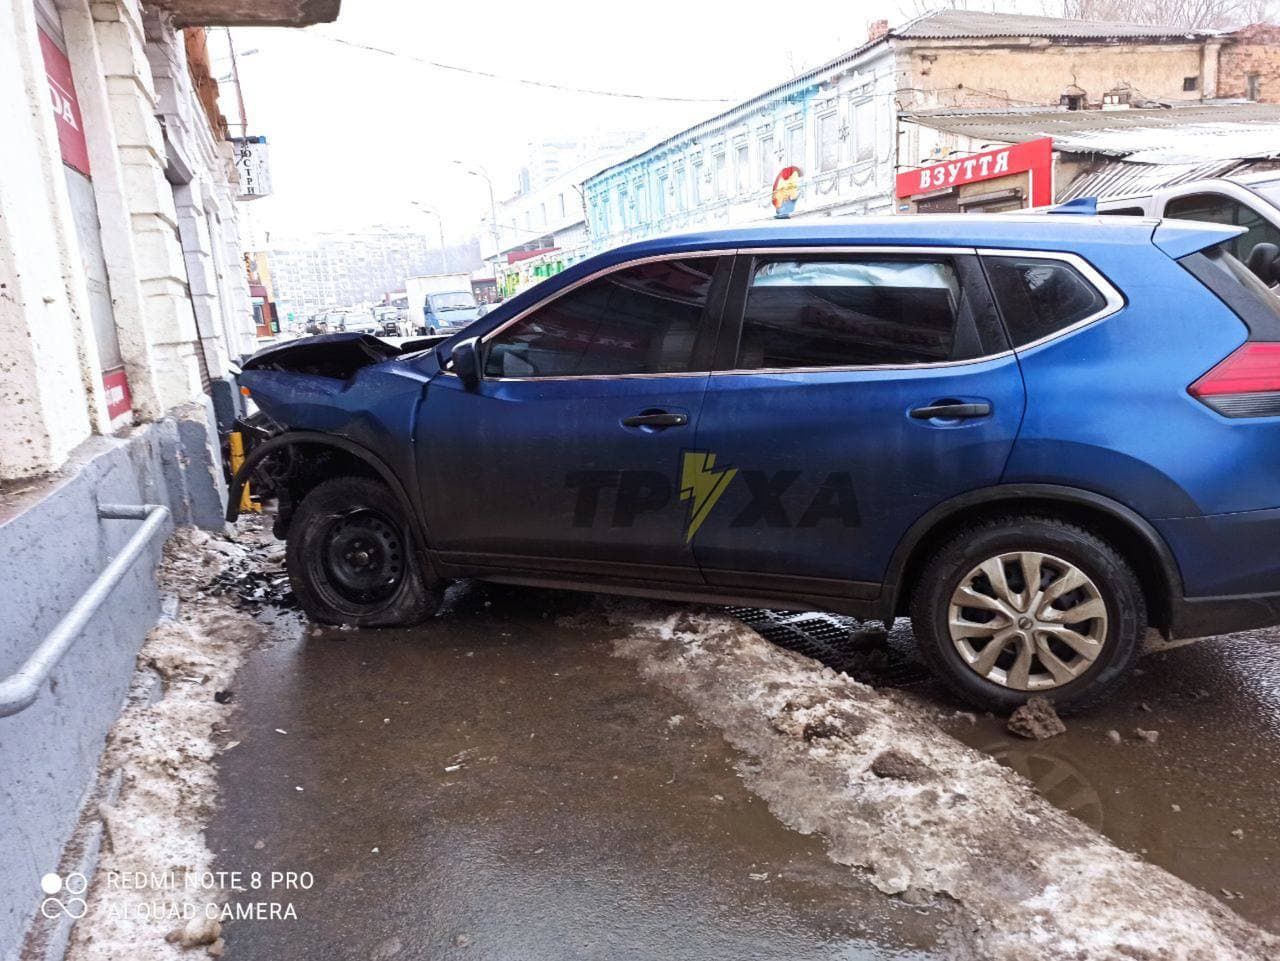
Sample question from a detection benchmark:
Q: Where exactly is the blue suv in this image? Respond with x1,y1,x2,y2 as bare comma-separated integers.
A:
228,214,1280,711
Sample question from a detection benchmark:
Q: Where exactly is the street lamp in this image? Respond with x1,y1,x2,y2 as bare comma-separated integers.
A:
410,201,449,272
450,160,501,266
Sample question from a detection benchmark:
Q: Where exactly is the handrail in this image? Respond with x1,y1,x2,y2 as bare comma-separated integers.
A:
0,503,170,718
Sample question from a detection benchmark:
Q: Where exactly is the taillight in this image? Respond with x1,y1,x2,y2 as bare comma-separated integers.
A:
1189,342,1280,417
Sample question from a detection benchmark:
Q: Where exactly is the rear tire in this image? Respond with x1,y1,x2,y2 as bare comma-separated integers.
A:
909,516,1145,713
286,476,441,627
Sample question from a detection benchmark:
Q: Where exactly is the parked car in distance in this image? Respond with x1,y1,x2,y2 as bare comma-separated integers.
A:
1098,171,1280,286
338,314,382,336
228,213,1280,712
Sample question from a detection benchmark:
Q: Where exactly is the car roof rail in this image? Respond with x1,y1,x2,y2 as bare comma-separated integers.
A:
1047,197,1098,216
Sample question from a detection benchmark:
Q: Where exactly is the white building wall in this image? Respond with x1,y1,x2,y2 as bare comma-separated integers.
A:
0,0,106,477
0,0,254,479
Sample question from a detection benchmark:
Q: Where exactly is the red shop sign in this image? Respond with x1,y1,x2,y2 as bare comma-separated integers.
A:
897,137,1053,207
37,28,92,177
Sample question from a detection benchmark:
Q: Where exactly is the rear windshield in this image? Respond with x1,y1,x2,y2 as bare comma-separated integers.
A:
1181,244,1280,338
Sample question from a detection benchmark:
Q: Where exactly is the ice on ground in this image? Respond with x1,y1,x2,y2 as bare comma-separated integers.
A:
608,604,1279,961
66,526,268,960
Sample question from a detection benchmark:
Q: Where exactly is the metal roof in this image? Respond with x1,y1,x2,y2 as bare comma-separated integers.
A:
904,104,1280,163
1057,160,1257,200
890,9,1217,40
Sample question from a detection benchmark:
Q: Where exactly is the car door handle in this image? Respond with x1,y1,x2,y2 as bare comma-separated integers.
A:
621,412,688,428
910,402,992,420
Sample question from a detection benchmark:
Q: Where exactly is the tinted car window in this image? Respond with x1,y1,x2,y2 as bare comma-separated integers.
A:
983,256,1108,347
483,257,718,377
736,257,967,369
1099,206,1147,217
1165,192,1280,262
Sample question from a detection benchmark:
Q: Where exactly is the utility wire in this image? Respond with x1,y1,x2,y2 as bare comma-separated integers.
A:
310,33,737,104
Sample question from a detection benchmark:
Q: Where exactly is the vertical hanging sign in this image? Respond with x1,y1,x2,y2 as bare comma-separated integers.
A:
37,29,92,177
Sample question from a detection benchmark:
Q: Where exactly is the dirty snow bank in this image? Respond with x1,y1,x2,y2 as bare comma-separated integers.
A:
66,525,271,960
606,604,1278,961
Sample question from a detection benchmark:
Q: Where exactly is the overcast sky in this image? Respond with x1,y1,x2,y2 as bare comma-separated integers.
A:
225,0,976,242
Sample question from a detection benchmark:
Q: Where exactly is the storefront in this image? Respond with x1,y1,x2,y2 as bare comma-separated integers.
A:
895,137,1054,214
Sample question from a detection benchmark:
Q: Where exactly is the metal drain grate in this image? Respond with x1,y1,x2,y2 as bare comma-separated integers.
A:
726,607,932,688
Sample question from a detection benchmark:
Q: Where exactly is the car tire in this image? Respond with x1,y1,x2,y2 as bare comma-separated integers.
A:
286,476,441,627
909,516,1145,713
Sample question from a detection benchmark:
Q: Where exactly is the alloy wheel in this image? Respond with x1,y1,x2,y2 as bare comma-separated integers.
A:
947,551,1108,691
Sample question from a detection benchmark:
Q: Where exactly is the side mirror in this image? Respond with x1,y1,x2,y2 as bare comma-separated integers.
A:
450,337,481,390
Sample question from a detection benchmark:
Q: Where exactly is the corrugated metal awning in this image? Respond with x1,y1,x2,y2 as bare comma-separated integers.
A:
1058,160,1270,200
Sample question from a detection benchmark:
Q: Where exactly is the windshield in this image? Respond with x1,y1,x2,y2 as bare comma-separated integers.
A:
430,291,475,311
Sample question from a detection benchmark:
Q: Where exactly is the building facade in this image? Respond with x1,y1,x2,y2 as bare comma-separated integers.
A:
0,2,336,957
581,10,1279,255
267,231,483,326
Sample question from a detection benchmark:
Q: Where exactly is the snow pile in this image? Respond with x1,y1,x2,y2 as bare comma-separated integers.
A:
67,527,268,960
609,605,1278,961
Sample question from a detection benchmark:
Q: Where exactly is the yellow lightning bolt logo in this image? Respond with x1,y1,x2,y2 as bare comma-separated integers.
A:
680,451,738,543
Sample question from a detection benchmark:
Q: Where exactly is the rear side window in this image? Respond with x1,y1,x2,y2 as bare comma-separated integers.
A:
483,257,719,377
735,256,969,369
983,256,1109,348
1180,245,1280,339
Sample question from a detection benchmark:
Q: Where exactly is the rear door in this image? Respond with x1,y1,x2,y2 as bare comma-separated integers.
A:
689,248,1025,600
419,255,730,583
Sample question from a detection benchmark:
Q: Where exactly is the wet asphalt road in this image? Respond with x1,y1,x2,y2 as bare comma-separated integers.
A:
209,579,1280,955
209,584,947,961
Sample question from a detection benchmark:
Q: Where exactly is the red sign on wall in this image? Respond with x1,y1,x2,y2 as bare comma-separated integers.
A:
896,137,1053,207
102,367,132,421
37,29,92,177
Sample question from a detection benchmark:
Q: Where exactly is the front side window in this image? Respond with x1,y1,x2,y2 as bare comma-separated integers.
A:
483,257,719,378
735,257,968,370
983,255,1108,347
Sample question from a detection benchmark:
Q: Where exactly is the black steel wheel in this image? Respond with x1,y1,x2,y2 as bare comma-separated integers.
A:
287,476,441,626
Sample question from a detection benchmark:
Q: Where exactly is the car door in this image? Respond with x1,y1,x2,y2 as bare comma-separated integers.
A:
689,249,1025,600
418,254,730,583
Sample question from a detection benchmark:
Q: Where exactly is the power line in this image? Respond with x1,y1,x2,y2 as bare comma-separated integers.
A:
309,33,737,104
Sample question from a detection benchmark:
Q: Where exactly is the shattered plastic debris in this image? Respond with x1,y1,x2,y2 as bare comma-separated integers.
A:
605,601,1279,961
1006,697,1067,740
202,527,296,609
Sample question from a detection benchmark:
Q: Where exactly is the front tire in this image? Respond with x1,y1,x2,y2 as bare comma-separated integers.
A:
909,516,1145,713
286,476,441,627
